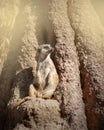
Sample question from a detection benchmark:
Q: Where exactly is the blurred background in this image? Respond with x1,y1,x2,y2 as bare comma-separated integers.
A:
91,0,104,25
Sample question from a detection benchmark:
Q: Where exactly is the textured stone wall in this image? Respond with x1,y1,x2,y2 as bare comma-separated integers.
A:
49,0,87,130
68,0,104,129
0,0,104,130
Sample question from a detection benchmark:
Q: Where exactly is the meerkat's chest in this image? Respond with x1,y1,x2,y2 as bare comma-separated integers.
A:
38,61,50,77
36,60,51,88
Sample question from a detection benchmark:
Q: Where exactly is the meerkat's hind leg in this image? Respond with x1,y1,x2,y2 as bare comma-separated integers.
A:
13,96,33,108
12,84,38,108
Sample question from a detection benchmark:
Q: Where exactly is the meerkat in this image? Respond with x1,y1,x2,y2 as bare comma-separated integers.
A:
29,44,59,98
13,44,59,107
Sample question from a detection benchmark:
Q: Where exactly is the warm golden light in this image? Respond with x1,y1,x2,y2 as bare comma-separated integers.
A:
91,0,104,25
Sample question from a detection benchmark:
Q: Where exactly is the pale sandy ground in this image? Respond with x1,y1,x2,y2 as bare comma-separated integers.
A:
91,0,104,25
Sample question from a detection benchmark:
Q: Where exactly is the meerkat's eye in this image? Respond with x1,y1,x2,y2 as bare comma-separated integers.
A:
43,46,50,50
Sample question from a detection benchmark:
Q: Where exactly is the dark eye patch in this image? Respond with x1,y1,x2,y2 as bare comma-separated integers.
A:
44,46,49,50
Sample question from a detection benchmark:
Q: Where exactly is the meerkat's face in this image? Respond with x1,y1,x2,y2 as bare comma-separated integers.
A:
38,44,54,55
36,44,54,61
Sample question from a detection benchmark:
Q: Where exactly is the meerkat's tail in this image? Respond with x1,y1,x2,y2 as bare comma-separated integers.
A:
13,96,33,108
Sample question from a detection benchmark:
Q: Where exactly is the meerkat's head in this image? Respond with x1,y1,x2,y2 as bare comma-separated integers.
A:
36,44,54,61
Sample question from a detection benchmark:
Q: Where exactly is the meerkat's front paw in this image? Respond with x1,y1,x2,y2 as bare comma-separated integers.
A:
37,92,42,98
